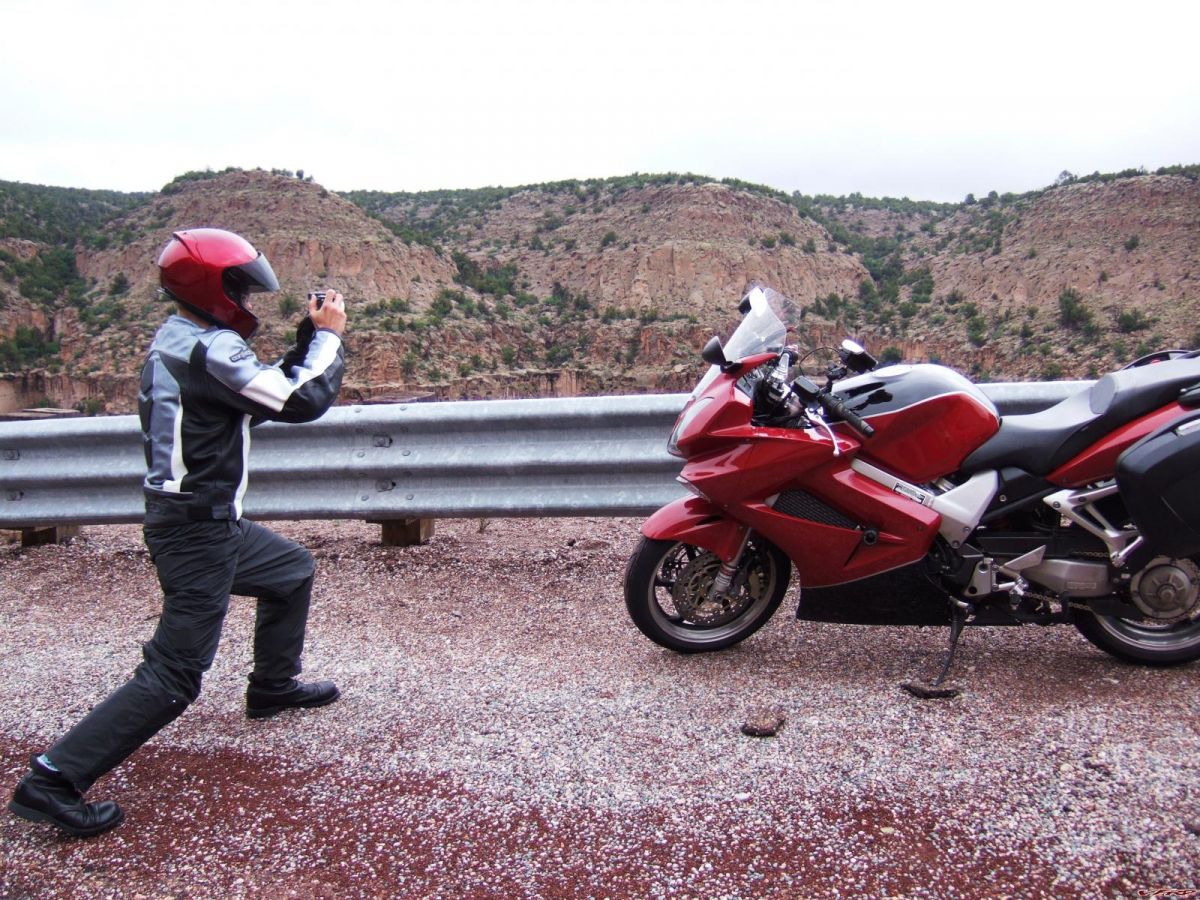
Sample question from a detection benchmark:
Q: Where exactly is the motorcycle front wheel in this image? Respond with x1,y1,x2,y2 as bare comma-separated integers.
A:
1073,611,1200,666
623,536,791,652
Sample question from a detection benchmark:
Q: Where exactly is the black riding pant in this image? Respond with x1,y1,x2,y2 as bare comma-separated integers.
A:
46,519,315,793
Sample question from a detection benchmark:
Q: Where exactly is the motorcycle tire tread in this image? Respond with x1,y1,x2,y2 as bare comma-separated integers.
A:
623,536,791,654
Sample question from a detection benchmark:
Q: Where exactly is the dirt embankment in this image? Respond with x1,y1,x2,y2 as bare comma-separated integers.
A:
1,517,1197,897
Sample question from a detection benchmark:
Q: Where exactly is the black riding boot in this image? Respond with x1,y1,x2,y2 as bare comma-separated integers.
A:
8,756,124,838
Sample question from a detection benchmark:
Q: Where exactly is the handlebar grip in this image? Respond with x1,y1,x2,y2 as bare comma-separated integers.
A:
819,391,875,438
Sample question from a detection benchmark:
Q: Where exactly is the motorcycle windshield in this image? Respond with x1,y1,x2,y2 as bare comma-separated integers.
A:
722,285,793,362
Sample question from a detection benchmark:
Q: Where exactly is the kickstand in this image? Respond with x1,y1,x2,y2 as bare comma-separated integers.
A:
933,604,967,687
901,604,967,700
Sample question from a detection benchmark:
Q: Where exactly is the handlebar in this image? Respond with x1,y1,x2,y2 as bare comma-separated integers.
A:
769,358,875,439
790,375,874,438
817,390,876,438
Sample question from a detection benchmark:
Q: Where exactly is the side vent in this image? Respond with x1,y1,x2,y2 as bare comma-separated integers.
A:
774,491,861,530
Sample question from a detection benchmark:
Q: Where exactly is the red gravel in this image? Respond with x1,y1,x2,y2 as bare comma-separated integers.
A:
1,518,1198,898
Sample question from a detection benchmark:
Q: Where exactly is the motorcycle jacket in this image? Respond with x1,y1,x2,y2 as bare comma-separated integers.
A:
139,314,344,525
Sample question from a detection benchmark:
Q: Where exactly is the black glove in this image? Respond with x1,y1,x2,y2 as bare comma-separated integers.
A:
279,315,317,373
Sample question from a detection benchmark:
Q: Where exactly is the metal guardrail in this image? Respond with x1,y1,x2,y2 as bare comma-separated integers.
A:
0,383,1089,529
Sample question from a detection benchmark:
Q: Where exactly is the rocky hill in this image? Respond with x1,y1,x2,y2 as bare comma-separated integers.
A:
356,177,868,318
858,174,1200,380
0,166,1197,413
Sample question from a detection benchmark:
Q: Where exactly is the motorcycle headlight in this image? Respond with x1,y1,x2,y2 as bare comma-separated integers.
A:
667,396,714,457
676,475,707,500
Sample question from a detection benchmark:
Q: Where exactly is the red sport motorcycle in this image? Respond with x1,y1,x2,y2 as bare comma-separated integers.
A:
624,285,1200,678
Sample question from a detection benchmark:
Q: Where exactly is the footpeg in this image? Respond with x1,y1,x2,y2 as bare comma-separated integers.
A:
997,546,1045,580
967,546,1046,599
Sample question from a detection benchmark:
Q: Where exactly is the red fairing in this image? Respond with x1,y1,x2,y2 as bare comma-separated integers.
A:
849,392,998,483
731,460,941,587
652,362,944,587
1049,402,1188,487
668,352,778,460
641,496,750,561
830,365,1000,483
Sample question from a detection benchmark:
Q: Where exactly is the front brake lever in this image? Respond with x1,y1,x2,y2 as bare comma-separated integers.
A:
808,408,841,457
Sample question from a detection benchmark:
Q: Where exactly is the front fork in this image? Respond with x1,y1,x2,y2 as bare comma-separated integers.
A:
707,529,753,600
640,496,756,599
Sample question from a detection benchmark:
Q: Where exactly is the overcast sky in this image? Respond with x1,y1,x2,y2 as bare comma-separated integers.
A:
3,0,1198,202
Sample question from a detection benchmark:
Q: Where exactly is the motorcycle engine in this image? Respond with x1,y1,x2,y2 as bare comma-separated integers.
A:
1130,556,1200,622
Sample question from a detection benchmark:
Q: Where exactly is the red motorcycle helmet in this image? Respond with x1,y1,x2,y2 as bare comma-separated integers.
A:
157,228,279,339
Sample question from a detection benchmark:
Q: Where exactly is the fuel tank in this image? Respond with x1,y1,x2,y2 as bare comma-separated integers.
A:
832,364,1000,483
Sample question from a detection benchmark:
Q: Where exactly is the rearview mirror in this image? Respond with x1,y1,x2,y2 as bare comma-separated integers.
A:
840,339,878,374
701,336,728,366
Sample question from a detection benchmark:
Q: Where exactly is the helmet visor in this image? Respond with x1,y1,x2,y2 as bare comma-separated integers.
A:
222,253,279,304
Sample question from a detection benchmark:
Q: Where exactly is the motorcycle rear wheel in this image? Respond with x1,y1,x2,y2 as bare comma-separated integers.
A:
1073,612,1200,665
623,536,791,653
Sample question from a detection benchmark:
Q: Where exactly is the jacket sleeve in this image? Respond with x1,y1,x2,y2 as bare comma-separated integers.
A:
200,328,344,423
277,315,317,374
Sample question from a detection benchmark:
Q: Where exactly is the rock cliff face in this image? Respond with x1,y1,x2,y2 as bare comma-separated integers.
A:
0,239,48,335
1,168,1197,413
74,170,457,315
872,176,1199,380
925,177,1196,320
443,182,869,317
21,171,461,411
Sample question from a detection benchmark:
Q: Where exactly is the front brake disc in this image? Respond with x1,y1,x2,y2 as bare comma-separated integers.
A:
672,551,762,626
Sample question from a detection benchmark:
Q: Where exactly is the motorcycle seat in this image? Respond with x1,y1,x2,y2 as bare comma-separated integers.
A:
960,357,1200,477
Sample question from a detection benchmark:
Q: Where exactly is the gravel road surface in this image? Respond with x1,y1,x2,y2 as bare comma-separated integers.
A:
1,518,1198,898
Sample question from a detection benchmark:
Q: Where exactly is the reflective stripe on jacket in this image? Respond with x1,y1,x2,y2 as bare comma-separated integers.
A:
139,314,344,523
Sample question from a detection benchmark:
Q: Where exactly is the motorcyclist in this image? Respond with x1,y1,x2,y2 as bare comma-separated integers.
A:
8,228,347,837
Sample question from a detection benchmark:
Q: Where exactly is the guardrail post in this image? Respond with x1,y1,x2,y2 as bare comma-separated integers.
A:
376,518,435,547
20,525,81,546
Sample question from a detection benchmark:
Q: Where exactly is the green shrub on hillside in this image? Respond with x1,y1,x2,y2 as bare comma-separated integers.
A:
430,291,457,319
1,179,148,245
0,326,59,371
452,251,518,297
278,293,302,316
967,316,988,346
1116,309,1152,333
160,168,241,195
1059,288,1092,329
0,246,87,306
902,267,934,303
